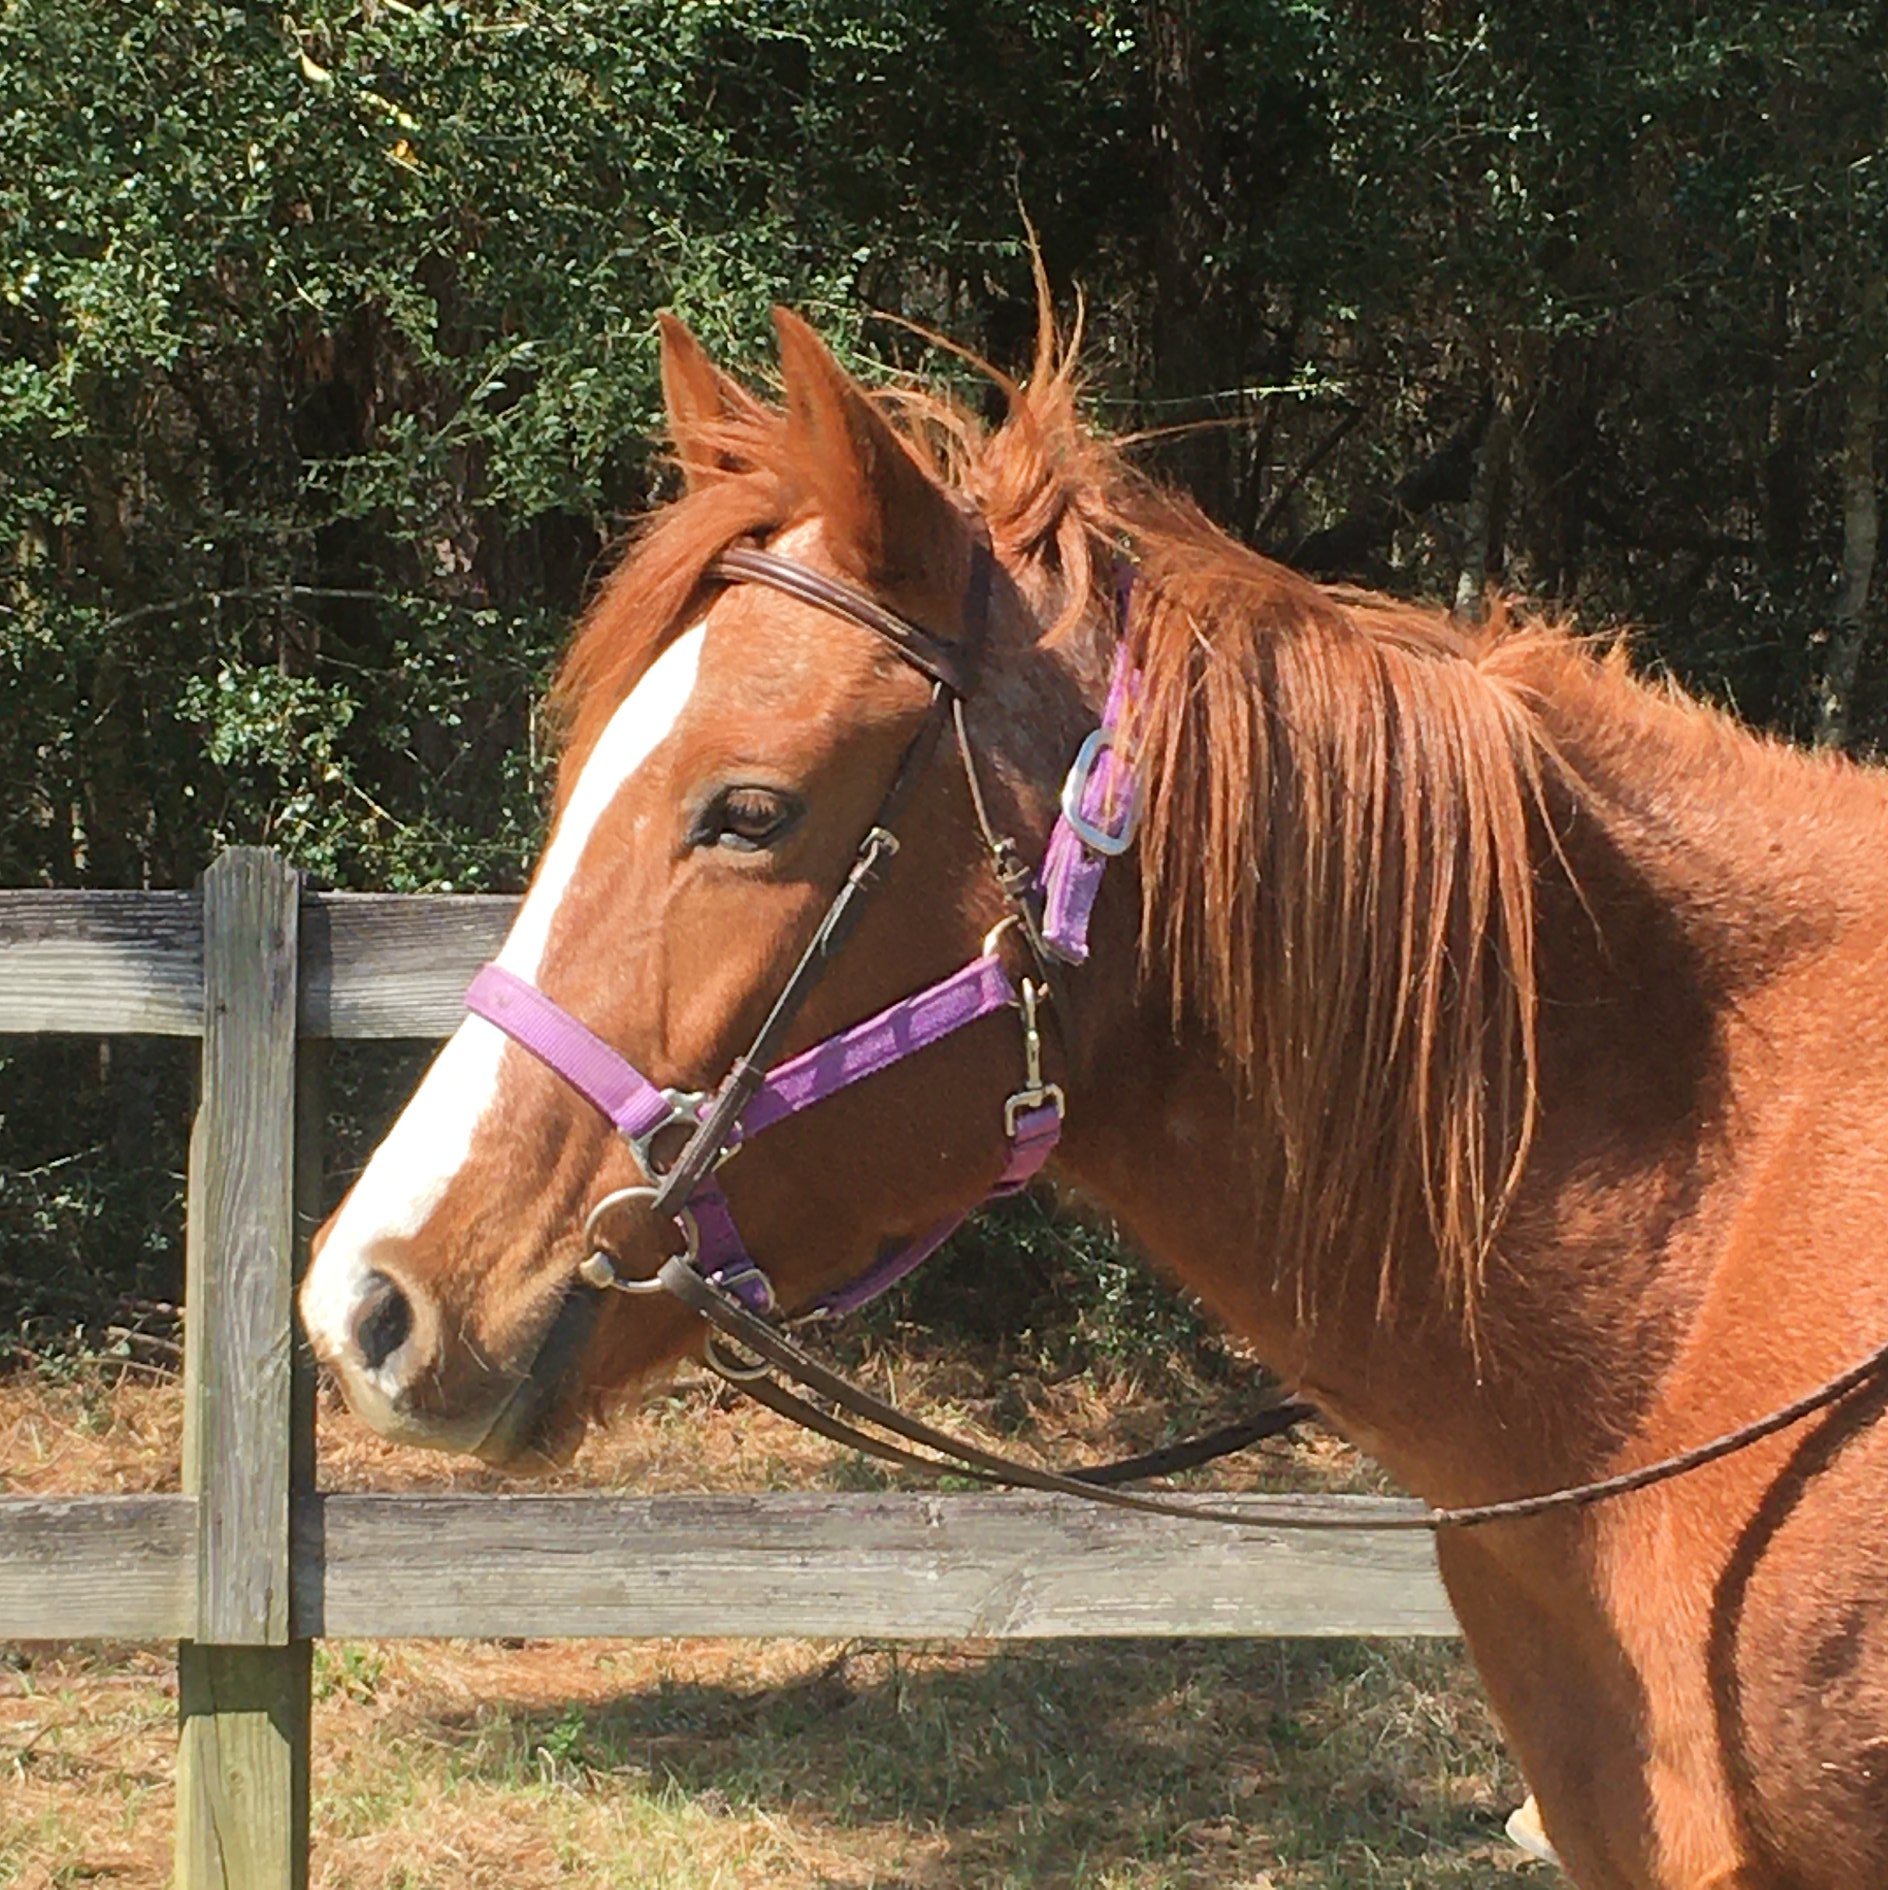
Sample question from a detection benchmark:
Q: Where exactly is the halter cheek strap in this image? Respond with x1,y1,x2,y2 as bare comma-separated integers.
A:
464,552,1141,1322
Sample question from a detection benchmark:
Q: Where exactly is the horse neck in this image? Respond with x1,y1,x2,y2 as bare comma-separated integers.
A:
1053,625,1888,1510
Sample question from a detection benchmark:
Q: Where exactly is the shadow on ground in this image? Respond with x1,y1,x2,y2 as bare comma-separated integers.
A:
415,1636,1528,1887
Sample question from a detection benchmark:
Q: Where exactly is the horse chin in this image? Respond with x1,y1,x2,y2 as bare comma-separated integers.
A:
470,1279,604,1470
474,1391,588,1469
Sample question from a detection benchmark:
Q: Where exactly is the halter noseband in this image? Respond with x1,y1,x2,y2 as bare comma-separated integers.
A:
466,533,1141,1327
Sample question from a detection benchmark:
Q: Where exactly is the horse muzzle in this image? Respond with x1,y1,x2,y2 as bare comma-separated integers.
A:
301,1245,603,1464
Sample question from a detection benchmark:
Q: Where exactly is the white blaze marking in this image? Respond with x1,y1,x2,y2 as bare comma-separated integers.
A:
300,623,707,1366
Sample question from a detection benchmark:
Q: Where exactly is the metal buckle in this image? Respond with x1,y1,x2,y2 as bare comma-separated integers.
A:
624,1089,738,1182
1005,1086,1066,1138
1059,727,1142,857
1003,977,1066,1138
578,1187,701,1295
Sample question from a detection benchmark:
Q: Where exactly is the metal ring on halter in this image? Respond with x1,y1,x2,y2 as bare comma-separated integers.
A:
982,913,1022,957
578,1186,700,1295
703,1332,773,1383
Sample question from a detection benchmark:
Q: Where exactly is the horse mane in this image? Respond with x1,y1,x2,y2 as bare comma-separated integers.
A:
1129,555,1550,1329
554,311,1557,1326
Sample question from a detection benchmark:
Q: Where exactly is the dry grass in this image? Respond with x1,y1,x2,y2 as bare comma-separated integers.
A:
1,1352,1543,1889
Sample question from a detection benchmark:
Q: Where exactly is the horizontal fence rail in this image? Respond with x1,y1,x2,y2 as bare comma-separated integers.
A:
0,1496,198,1640
0,889,206,1035
0,860,1458,1888
0,887,517,1039
1,1492,1453,1643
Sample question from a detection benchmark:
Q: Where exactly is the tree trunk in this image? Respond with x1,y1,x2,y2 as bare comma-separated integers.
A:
1531,333,1597,601
1815,274,1884,750
1455,395,1513,622
1764,236,1810,575
1142,0,1234,522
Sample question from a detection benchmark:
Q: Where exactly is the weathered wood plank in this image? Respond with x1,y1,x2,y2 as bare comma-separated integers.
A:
0,886,518,1040
178,850,308,1890
0,1490,1454,1645
178,1643,311,1890
299,892,516,1039
179,854,309,1890
297,1493,1457,1640
185,851,299,1645
0,889,202,1035
291,1044,323,1531
0,1496,197,1639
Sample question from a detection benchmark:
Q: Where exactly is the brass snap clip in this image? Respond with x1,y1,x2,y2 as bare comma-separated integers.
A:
1004,976,1066,1137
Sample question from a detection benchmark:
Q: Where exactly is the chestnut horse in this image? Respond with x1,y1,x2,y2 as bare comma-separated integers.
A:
302,306,1888,1889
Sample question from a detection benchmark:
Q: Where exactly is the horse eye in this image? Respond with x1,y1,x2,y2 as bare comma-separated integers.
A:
700,785,798,852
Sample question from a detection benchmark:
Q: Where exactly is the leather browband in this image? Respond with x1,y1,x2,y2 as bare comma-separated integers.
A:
710,547,978,697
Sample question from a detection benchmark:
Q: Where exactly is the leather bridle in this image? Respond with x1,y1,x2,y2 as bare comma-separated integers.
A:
468,527,1888,1532
468,532,1102,1323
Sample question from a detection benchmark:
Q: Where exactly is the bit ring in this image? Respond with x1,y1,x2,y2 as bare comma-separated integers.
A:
579,1185,700,1295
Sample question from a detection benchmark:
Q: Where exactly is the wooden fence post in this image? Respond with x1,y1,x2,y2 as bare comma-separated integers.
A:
176,849,312,1890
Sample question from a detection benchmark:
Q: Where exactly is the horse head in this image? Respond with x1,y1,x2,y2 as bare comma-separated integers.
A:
299,311,1106,1459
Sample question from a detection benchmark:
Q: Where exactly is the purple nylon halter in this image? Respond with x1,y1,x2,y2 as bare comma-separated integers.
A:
465,574,1142,1321
1041,570,1142,964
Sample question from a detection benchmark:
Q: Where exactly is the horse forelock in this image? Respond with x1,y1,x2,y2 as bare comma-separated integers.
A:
548,310,1560,1330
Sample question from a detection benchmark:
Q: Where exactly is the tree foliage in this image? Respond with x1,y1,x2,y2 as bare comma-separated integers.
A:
3,0,1883,1346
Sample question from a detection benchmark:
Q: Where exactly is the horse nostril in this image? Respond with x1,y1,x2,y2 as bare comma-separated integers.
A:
352,1271,413,1373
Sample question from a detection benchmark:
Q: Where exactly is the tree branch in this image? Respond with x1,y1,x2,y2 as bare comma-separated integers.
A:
1287,410,1487,580
94,586,394,637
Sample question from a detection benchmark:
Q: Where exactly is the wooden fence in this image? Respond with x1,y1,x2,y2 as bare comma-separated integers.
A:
0,849,1455,1888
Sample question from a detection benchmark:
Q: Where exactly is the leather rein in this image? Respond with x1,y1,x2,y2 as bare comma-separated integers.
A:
470,535,1888,1533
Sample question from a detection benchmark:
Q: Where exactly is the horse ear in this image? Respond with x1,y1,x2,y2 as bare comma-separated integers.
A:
658,313,762,489
773,306,961,590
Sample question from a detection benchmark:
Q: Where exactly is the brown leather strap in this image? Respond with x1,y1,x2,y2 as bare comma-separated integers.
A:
667,1253,1888,1533
646,682,956,1221
1070,1404,1318,1486
711,547,978,696
663,1255,1437,1531
730,1350,1313,1493
646,536,993,1218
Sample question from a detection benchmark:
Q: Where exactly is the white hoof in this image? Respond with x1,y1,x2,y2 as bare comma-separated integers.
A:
1506,1794,1563,1866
